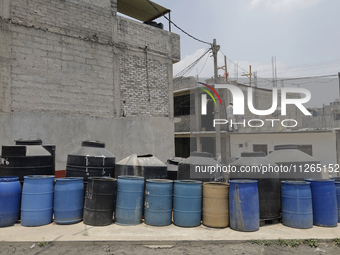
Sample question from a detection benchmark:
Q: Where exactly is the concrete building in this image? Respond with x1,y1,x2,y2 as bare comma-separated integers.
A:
302,99,340,129
0,0,180,170
174,76,303,163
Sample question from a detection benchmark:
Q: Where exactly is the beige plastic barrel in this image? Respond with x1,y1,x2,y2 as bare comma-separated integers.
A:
202,182,229,228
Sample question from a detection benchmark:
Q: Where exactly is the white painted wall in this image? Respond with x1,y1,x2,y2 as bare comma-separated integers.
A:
230,131,337,165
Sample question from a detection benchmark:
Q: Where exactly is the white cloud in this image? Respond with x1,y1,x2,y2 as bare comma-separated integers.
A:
247,0,322,11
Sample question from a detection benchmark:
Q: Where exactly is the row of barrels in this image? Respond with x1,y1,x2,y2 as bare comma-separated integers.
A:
1,175,339,230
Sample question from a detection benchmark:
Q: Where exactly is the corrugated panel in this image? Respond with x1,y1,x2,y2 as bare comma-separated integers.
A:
117,0,170,22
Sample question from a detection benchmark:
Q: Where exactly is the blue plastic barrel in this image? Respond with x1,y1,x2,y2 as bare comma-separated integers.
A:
281,181,313,229
334,180,340,223
144,179,173,226
229,180,259,231
115,176,145,225
54,177,84,224
21,175,54,227
173,180,202,227
0,176,21,227
306,179,338,227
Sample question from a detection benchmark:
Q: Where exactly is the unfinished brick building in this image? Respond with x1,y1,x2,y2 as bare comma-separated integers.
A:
0,0,180,169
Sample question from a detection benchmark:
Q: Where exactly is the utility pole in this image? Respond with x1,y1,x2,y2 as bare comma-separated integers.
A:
338,72,340,100
241,65,252,86
213,39,221,162
218,55,228,82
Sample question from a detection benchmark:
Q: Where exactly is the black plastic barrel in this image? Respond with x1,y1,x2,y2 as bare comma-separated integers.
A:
165,157,183,180
83,177,117,226
115,154,167,180
177,152,227,182
66,141,115,182
0,139,54,184
230,151,280,221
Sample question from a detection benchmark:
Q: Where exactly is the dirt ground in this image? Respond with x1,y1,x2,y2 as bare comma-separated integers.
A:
0,241,340,255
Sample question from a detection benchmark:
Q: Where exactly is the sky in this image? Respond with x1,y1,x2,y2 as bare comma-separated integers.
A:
150,0,340,107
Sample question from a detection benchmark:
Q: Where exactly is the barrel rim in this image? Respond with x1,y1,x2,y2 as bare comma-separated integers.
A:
305,178,334,182
146,179,173,183
117,175,144,180
229,179,258,183
55,177,84,182
24,175,55,179
203,182,229,187
0,176,19,182
281,180,310,185
174,180,202,184
88,176,117,182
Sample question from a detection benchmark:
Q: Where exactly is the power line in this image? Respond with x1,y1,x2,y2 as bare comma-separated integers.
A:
198,52,211,77
256,59,340,73
174,48,211,78
218,50,339,87
219,49,274,84
146,0,211,46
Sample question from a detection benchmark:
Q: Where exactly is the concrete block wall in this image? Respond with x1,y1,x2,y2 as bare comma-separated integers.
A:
3,0,180,118
174,115,196,132
10,25,115,116
0,0,181,166
119,52,169,117
10,0,112,43
173,76,196,91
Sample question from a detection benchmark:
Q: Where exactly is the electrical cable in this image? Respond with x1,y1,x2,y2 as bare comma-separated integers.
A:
173,48,211,84
146,0,211,46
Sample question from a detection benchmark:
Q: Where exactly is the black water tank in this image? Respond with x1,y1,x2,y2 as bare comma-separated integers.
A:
266,144,323,181
165,157,184,180
177,152,227,182
230,151,281,221
66,141,115,181
115,154,167,179
0,139,54,183
15,139,56,173
144,21,164,29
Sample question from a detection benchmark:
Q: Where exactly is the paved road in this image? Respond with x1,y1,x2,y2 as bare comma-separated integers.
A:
1,241,340,255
